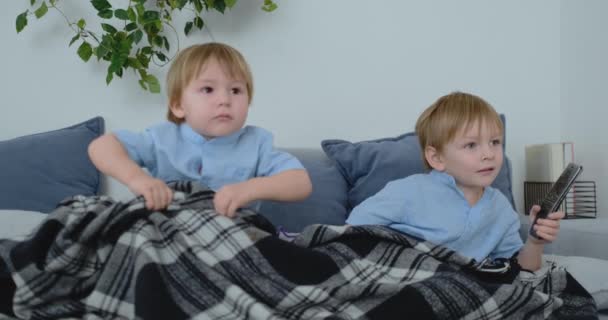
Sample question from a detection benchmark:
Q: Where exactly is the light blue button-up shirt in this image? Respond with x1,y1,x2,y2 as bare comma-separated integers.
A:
114,122,304,191
346,170,523,261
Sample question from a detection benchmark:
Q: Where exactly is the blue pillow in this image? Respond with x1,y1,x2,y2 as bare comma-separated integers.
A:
322,133,425,211
258,148,349,232
322,116,514,212
0,117,104,213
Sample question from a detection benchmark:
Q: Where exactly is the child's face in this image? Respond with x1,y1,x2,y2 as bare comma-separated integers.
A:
170,58,250,139
434,120,504,200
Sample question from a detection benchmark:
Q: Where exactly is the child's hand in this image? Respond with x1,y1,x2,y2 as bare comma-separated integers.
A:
128,175,173,210
528,204,564,244
213,181,255,218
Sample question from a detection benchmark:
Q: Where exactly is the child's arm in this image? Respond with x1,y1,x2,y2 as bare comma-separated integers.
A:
88,134,173,210
213,169,312,217
517,205,565,271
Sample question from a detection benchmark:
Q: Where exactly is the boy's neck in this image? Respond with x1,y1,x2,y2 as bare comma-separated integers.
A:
431,170,485,206
462,187,485,207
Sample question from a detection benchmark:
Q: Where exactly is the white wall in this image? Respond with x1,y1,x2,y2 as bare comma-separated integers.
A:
561,0,608,217
1,0,566,214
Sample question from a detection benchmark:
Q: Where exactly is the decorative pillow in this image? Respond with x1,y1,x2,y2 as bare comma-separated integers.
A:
258,148,349,232
322,133,425,211
322,115,514,211
0,117,105,213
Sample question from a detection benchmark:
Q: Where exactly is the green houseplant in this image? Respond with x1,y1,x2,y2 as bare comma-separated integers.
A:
16,0,278,93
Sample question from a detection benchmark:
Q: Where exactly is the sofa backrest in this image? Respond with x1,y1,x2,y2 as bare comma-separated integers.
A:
258,148,350,232
259,146,514,232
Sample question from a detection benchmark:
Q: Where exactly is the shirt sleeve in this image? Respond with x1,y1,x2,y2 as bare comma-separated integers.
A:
490,195,524,259
346,179,409,226
113,128,158,172
255,129,304,177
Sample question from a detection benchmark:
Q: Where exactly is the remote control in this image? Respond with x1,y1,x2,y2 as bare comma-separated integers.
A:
529,163,583,239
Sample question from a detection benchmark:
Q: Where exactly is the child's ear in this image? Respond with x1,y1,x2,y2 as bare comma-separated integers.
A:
424,146,446,171
169,103,185,120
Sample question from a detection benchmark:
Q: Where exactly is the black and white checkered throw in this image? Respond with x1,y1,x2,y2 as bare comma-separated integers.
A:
0,182,598,319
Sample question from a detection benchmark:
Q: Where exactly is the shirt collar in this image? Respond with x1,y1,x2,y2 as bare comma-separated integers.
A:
430,170,458,188
429,170,491,206
179,123,245,145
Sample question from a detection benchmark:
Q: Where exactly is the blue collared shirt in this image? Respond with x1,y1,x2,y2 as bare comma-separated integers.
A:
346,170,523,261
114,122,304,191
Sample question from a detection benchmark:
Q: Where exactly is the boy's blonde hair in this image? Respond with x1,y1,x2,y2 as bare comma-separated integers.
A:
415,91,504,170
166,42,254,123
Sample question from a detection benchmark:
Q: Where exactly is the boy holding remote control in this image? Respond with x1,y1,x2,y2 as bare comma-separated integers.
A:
347,91,564,271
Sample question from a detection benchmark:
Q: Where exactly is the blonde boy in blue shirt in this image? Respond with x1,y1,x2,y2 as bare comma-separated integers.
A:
347,92,563,271
89,42,312,217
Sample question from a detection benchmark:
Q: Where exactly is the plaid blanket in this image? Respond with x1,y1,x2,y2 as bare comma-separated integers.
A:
0,182,598,319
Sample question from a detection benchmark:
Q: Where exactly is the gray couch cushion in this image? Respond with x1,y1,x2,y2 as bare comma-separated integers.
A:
322,115,514,211
322,133,424,211
258,148,349,232
0,117,104,213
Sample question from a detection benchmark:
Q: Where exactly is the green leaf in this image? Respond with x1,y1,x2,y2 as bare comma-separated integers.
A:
262,0,277,12
163,37,170,51
77,42,93,62
125,22,138,32
142,10,160,22
49,0,57,5
177,0,188,9
30,0,36,6
117,34,132,52
127,57,143,69
34,2,48,19
162,9,172,22
225,0,237,9
155,52,167,62
135,4,145,20
138,79,148,91
98,9,113,19
109,55,124,74
145,74,160,93
144,22,160,35
153,35,163,47
137,51,150,67
127,7,137,22
138,68,148,79
101,23,117,34
153,20,163,32
114,9,129,20
69,34,80,46
91,0,111,11
96,44,110,59
77,18,86,29
16,11,28,33
133,30,143,44
194,0,204,12
184,21,193,35
213,0,226,13
194,16,203,29
106,71,114,84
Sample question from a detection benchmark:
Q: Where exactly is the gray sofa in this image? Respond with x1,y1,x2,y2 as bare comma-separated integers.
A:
1,116,607,316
